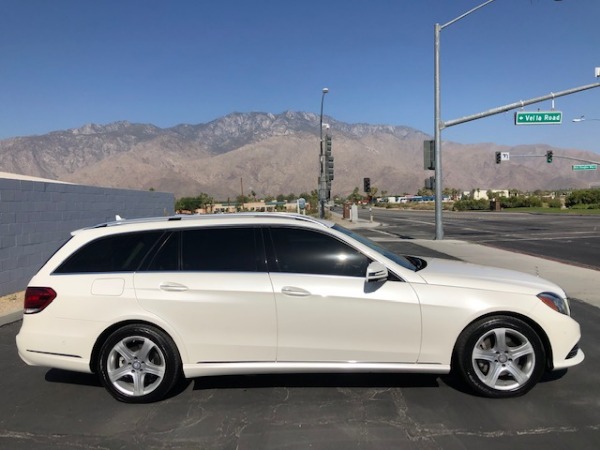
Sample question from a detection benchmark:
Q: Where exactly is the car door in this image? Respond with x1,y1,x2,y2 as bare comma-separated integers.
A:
266,226,422,363
134,227,277,364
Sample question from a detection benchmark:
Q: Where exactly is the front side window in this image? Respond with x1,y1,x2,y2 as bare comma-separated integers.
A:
333,224,417,271
268,227,370,277
54,231,164,273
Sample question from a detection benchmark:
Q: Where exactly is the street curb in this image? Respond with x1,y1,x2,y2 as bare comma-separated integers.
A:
0,310,23,327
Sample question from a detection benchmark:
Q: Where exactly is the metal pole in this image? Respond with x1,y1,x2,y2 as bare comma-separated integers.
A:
444,82,600,128
319,88,328,219
432,0,572,238
441,0,496,30
573,116,600,122
433,23,443,240
434,0,497,240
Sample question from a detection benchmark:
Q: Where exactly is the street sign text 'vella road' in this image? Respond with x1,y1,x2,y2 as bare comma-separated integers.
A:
515,111,562,125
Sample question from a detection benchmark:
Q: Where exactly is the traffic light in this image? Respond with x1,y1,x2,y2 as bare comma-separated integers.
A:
326,155,334,182
363,177,371,193
425,176,435,190
546,150,553,163
324,135,334,183
423,140,435,170
325,135,332,155
495,151,501,164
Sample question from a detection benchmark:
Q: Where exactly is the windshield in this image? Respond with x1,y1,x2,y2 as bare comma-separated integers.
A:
333,224,417,271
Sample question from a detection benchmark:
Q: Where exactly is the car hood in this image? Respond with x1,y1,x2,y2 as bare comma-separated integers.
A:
416,258,564,296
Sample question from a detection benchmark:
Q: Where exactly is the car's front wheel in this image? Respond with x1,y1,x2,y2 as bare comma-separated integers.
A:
454,316,546,398
98,324,181,403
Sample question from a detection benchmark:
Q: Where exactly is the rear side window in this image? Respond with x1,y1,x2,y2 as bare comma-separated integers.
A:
181,227,260,272
54,231,164,274
145,232,180,271
139,227,263,272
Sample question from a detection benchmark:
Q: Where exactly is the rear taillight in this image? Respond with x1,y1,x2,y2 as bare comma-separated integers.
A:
24,287,57,314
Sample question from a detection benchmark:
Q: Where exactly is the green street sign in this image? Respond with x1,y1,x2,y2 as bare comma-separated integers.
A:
514,111,562,125
572,164,598,171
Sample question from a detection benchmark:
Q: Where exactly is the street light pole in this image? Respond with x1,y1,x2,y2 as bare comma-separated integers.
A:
434,23,442,239
434,1,565,239
319,87,329,219
573,116,600,122
434,0,496,240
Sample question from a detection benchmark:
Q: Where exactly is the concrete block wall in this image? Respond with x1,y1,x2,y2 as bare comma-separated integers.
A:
0,177,174,296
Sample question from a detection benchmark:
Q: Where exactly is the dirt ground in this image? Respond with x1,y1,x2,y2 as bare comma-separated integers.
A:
0,292,24,316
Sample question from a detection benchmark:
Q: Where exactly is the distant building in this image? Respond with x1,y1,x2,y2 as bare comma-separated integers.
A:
465,189,509,200
210,200,302,214
378,195,450,204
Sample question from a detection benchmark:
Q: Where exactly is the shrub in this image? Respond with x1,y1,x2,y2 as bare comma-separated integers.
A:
453,199,489,211
547,198,562,208
566,189,600,207
499,195,542,208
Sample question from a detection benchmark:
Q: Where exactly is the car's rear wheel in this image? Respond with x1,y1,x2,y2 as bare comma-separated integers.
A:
454,316,545,398
98,324,181,403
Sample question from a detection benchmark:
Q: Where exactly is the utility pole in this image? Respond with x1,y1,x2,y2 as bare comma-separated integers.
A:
434,0,594,239
318,88,329,218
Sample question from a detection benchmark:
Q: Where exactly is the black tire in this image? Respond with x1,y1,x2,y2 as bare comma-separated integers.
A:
98,324,182,403
454,316,545,398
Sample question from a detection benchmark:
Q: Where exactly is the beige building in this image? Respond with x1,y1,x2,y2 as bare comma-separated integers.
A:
467,189,509,200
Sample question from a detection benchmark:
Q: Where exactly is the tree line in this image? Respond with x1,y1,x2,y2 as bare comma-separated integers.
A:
453,188,600,211
175,188,600,212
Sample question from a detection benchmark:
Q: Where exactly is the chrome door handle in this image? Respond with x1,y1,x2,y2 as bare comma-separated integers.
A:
281,286,311,297
159,282,188,292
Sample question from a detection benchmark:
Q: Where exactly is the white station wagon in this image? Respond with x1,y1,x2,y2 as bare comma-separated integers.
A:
16,213,583,403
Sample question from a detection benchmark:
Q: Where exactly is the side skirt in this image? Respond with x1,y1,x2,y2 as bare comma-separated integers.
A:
182,362,450,379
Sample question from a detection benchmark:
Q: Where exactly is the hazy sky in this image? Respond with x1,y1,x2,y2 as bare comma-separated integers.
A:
1,0,599,153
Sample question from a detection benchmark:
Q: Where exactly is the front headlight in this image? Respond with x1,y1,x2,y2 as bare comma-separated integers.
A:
537,292,570,316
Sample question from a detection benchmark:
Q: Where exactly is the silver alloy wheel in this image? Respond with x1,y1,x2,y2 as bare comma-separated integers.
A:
106,335,167,397
471,327,536,391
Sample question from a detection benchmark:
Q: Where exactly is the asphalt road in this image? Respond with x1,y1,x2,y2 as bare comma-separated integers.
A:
1,301,598,449
357,208,600,270
1,228,598,448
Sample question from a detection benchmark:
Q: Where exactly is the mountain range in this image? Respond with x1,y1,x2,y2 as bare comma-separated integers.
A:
0,111,598,199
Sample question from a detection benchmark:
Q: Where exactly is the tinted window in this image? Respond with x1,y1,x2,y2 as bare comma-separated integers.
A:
54,231,164,273
333,224,417,271
181,227,260,272
269,227,370,277
145,232,179,271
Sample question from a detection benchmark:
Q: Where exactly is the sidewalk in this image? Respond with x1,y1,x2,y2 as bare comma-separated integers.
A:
0,298,22,327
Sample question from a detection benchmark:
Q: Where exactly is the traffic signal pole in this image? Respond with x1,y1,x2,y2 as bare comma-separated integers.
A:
433,0,597,240
496,153,600,165
443,82,600,129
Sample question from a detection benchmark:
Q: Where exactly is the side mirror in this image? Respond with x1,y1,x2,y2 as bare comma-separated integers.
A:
366,261,388,282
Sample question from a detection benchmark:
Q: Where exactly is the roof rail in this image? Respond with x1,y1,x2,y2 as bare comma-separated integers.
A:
231,212,331,227
80,212,332,232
